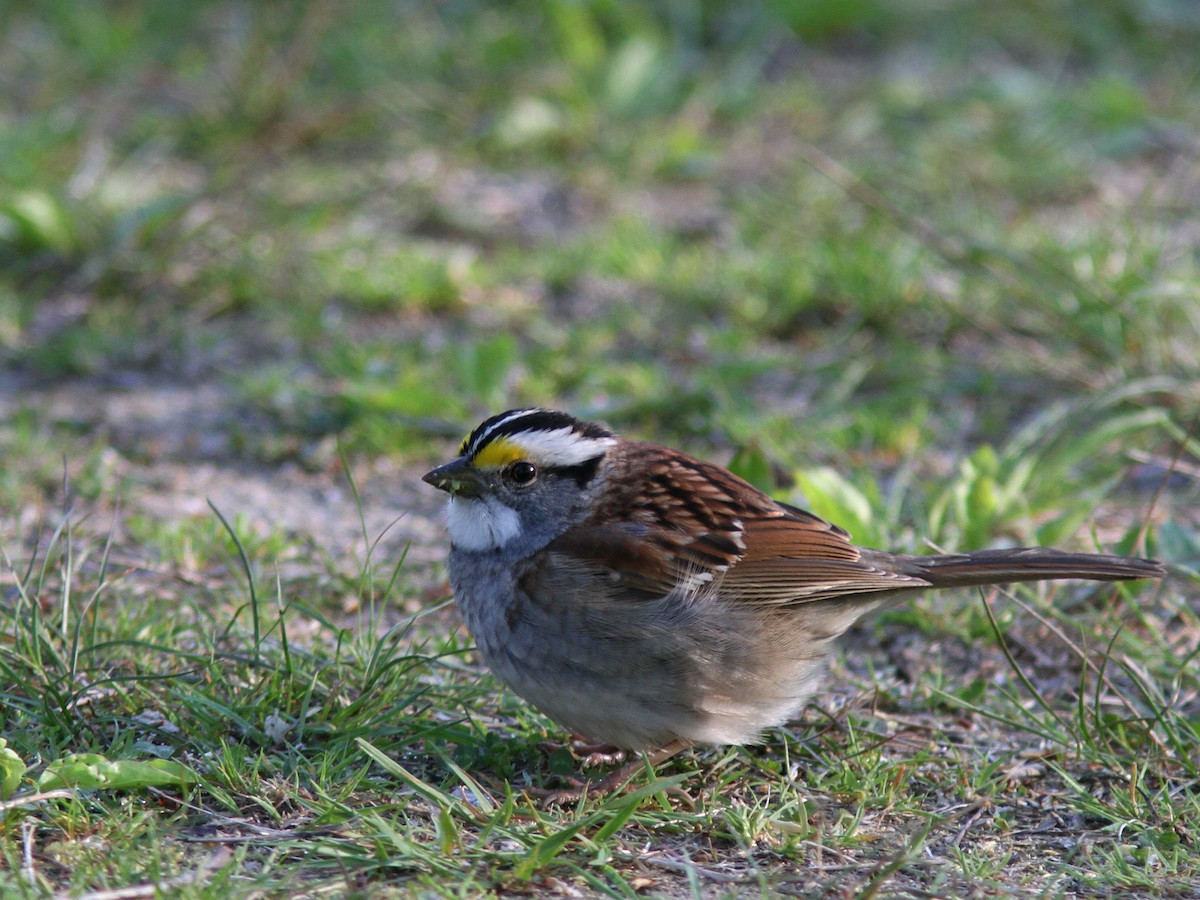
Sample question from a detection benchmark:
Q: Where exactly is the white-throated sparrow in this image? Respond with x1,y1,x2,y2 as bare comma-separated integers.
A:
423,408,1164,752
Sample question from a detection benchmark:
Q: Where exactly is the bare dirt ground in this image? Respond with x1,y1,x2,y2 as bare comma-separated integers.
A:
1,370,448,584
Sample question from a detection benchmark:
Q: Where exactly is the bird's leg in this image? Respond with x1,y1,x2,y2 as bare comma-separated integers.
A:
532,739,692,805
572,738,628,768
536,735,628,767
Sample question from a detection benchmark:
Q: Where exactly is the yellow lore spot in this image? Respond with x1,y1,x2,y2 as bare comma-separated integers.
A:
472,436,527,469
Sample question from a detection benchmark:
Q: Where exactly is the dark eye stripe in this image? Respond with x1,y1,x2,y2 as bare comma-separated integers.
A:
544,457,603,488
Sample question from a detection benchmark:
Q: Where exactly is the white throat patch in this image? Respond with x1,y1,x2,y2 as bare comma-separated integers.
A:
446,495,521,551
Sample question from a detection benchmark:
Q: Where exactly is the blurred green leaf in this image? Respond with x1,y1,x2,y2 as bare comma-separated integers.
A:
728,442,774,492
793,466,887,547
1157,520,1200,569
495,96,569,149
1153,828,1182,853
110,193,192,251
605,34,676,116
546,0,606,73
0,738,26,800
1078,74,1149,129
457,334,518,408
1,190,78,255
961,445,1002,549
37,754,197,792
768,0,890,41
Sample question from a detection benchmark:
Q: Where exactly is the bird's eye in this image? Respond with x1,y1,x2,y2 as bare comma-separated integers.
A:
507,461,538,485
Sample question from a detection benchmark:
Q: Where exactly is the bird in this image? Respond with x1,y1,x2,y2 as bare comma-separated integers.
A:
422,407,1164,759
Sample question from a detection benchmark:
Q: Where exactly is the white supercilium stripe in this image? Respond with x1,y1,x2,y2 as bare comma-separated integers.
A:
512,428,616,466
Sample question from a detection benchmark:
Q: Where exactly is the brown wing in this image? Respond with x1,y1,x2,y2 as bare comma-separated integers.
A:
547,443,931,604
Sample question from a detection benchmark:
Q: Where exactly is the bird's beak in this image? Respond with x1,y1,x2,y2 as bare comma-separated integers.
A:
422,456,485,498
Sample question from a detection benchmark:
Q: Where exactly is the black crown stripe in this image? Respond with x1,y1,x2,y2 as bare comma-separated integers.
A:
463,408,614,458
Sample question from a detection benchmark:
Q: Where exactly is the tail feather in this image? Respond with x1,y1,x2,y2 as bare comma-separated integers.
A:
881,547,1165,589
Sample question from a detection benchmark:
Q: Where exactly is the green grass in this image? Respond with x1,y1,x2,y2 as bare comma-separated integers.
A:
2,0,1200,895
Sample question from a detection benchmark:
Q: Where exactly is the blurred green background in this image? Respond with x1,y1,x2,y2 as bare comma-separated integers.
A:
2,0,1197,551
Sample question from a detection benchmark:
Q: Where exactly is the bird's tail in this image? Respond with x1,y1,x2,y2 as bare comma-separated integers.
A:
888,547,1164,589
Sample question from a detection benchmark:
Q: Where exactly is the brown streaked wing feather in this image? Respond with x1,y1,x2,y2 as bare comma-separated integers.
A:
742,512,860,561
719,512,932,604
545,444,757,596
549,441,932,604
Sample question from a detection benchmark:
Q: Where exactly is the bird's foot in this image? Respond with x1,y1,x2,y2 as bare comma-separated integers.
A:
530,739,692,806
